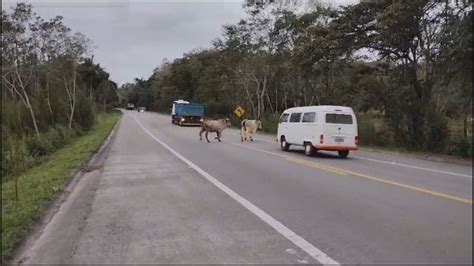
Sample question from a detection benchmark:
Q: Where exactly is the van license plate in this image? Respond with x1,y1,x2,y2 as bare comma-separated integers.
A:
335,137,344,143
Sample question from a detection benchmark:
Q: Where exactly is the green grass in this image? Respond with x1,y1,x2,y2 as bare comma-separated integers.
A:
1,113,120,261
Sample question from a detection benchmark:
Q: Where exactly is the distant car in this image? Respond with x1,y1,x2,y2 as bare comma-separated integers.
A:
126,103,135,110
137,107,146,113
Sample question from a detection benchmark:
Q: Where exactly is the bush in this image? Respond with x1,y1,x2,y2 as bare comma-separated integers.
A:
1,125,84,180
357,115,378,146
1,101,27,134
423,110,448,152
446,136,473,158
229,116,242,128
45,127,63,150
26,135,54,158
357,112,394,147
260,114,279,134
55,125,72,144
74,90,96,132
1,135,35,180
205,100,229,116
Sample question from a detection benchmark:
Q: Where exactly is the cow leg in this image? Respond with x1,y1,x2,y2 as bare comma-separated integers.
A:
217,131,222,142
205,131,210,143
199,129,203,141
250,129,256,141
240,128,244,142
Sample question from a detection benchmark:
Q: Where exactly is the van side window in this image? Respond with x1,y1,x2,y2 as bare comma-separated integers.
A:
289,113,302,123
302,112,316,123
325,113,353,124
280,113,289,123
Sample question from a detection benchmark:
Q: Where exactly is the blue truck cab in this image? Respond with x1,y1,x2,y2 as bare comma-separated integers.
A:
171,100,205,126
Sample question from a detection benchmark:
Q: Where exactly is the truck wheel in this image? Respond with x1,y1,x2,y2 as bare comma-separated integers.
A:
304,143,315,156
338,150,349,158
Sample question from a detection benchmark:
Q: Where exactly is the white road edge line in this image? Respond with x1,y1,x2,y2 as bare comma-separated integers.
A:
133,116,339,265
227,131,471,178
352,156,472,178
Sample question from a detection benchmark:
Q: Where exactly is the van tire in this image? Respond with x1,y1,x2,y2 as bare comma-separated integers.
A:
304,143,315,156
281,138,290,151
338,150,349,158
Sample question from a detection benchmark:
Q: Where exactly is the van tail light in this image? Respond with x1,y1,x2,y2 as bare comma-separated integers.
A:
355,136,359,145
320,134,324,144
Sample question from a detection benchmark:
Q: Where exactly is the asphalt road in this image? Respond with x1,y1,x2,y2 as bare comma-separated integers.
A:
19,110,472,264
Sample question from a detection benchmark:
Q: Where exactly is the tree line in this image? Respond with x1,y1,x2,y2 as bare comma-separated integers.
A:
123,0,470,157
2,3,119,179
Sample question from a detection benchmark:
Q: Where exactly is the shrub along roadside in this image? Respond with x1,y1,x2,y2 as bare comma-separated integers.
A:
1,113,120,261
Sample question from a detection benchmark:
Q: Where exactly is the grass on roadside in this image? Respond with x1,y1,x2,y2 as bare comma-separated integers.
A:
1,113,120,261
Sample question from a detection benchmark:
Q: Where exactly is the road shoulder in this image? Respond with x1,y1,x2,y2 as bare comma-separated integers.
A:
11,116,121,264
20,112,321,264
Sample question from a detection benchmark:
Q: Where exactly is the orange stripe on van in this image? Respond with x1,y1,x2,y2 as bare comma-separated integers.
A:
314,145,358,151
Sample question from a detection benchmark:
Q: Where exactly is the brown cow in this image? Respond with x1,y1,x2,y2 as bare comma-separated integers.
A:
199,118,231,142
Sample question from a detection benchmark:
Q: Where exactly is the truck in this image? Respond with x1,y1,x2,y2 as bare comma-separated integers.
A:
171,100,205,126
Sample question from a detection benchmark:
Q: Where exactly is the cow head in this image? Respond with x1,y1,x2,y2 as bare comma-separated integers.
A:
257,120,263,130
223,118,231,128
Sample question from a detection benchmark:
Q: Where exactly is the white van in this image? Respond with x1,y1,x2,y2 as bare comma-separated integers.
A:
277,105,359,158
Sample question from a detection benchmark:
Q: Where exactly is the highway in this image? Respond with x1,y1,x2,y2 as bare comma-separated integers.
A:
20,110,472,264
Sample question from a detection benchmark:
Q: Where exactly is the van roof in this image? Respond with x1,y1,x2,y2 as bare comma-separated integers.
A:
283,105,354,113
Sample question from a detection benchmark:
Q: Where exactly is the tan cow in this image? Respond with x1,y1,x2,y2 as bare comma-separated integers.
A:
240,119,262,142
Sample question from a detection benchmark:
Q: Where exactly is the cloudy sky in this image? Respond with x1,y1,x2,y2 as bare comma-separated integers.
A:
3,0,356,85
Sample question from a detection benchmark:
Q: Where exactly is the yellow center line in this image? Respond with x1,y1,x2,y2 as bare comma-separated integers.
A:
225,141,472,205
285,157,349,175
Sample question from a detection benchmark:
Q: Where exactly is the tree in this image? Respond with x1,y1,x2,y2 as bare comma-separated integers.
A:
1,4,41,138
332,0,471,148
1,3,119,179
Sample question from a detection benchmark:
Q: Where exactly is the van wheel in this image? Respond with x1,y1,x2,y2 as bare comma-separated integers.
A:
304,143,315,156
281,139,290,151
338,150,349,158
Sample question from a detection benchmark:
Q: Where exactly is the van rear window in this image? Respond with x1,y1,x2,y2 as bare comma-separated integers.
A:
325,113,353,124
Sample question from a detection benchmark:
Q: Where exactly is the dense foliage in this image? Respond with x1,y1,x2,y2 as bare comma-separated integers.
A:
122,0,472,157
1,3,119,179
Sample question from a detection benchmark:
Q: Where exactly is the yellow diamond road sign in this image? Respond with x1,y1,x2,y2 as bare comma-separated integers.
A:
234,105,246,118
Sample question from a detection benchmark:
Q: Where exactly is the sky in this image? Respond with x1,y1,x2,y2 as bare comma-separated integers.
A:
2,0,357,85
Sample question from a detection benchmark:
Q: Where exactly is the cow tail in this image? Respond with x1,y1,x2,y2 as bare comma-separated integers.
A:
241,119,247,132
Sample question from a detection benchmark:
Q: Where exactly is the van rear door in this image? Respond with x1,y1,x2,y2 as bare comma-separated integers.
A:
322,112,356,147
